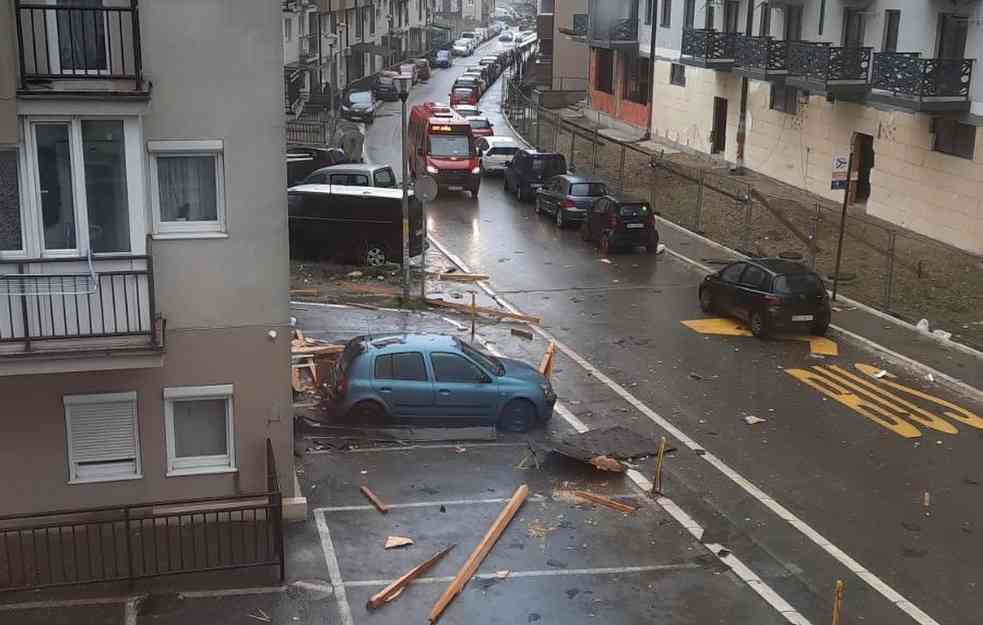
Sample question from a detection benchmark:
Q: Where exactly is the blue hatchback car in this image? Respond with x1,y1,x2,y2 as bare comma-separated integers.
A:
329,334,556,432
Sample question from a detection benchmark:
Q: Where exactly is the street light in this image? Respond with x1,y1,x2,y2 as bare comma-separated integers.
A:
396,74,413,302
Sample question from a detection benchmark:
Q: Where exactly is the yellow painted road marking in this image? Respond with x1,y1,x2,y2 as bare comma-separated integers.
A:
681,318,838,356
854,363,983,431
785,367,922,438
805,337,838,357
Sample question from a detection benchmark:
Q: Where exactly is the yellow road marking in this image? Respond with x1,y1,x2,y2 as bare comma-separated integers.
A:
854,364,983,431
784,367,922,438
681,318,752,336
806,337,838,357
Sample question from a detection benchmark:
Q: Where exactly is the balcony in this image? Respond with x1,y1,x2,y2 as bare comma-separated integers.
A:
298,32,319,63
869,53,974,112
734,35,788,81
0,254,162,369
587,0,638,49
14,1,147,97
786,42,870,98
680,29,737,70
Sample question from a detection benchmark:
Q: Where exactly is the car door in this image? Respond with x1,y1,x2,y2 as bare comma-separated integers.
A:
429,352,500,421
714,262,747,316
372,352,434,417
734,264,771,322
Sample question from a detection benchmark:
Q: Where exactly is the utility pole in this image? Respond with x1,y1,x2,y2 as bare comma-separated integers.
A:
734,0,755,174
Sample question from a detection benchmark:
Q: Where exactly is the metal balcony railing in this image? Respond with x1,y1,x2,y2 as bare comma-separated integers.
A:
14,1,142,88
871,52,973,100
787,42,870,84
299,32,319,62
734,35,788,73
681,29,737,67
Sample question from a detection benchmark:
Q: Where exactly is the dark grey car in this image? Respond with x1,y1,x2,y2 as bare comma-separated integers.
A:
535,175,608,228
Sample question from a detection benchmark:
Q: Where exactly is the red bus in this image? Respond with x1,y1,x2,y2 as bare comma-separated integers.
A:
407,102,480,197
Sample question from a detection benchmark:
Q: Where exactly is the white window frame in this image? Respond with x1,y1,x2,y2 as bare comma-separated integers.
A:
148,140,227,239
64,391,142,484
163,384,236,476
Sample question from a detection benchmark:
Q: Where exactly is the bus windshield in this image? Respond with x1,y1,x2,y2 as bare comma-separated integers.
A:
429,135,471,157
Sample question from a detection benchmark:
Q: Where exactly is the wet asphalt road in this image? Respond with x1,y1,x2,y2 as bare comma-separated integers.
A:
362,42,983,625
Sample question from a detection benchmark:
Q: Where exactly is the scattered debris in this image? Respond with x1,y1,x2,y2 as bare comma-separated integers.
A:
743,415,767,425
347,271,364,278
589,455,626,472
932,329,952,341
426,298,541,324
300,420,497,443
598,258,613,264
360,486,388,514
511,327,535,341
428,271,490,283
546,559,568,569
554,426,670,461
366,545,456,609
872,369,888,379
688,372,704,381
925,373,935,384
573,491,637,513
495,570,511,579
384,536,414,550
429,485,529,623
439,505,447,513
655,243,666,254
247,609,272,623
538,341,557,378
289,288,320,297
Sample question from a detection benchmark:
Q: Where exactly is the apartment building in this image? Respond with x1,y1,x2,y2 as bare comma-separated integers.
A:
649,0,983,255
535,0,589,91
0,0,301,518
585,0,652,132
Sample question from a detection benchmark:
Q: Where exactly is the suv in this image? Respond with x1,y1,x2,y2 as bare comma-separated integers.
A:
340,89,377,123
373,70,400,101
329,333,556,431
476,136,520,174
535,175,607,228
580,194,659,255
698,259,831,338
293,163,397,188
504,149,567,201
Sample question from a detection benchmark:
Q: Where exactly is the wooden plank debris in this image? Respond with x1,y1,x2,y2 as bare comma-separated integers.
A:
428,485,529,623
360,486,389,514
289,288,321,296
427,272,490,282
510,327,535,341
366,545,456,610
589,455,625,472
573,490,637,513
426,298,541,324
384,536,414,549
538,341,556,377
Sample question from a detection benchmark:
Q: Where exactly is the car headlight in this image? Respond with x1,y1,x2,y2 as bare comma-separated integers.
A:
471,166,481,174
426,165,439,174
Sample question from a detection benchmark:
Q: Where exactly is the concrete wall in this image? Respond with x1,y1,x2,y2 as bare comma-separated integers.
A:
0,0,16,146
551,0,589,89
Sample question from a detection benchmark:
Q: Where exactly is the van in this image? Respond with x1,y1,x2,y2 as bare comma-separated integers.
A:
435,49,451,67
288,186,425,266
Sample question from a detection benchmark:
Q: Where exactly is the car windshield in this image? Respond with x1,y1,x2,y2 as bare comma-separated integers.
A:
773,273,823,295
469,119,491,129
457,339,505,376
619,203,650,217
348,91,371,104
531,156,566,177
569,183,607,196
430,135,471,157
453,88,474,97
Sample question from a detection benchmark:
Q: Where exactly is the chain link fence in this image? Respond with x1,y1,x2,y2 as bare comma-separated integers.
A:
502,79,983,350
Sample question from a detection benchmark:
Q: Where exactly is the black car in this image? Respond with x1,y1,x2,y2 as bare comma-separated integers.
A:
341,89,377,123
698,259,831,338
535,175,607,228
373,71,400,101
580,194,659,255
504,149,567,201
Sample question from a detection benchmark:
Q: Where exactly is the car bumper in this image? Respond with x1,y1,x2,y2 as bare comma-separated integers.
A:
610,229,656,247
343,111,374,121
560,208,587,222
767,308,829,330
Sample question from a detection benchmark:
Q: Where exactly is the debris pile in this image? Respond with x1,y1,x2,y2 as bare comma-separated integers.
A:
290,328,343,395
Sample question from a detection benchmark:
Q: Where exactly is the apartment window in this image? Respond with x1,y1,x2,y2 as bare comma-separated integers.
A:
284,17,292,41
933,118,976,160
623,56,651,104
705,4,715,29
357,7,364,38
759,3,771,36
770,84,799,114
660,0,671,27
937,13,968,59
644,0,652,25
148,140,226,238
724,0,739,32
881,10,900,52
0,149,22,253
670,62,686,86
370,5,376,34
164,385,236,476
595,49,614,93
64,392,141,483
843,8,865,47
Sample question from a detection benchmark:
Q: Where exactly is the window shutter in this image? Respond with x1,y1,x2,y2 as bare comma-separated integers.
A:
65,393,139,479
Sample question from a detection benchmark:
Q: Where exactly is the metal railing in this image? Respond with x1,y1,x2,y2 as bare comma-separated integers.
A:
299,32,319,62
734,35,787,72
871,53,973,99
0,440,284,592
0,254,157,351
681,29,737,62
787,42,871,83
286,119,332,145
15,0,143,88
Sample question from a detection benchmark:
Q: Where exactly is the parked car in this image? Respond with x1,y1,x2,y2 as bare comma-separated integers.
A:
580,194,659,256
414,58,432,81
534,175,608,228
286,147,348,186
698,259,831,338
374,70,400,101
288,185,423,266
499,31,514,42
399,62,418,84
449,84,479,106
503,149,568,201
466,116,494,137
466,65,491,83
452,41,470,56
328,333,556,432
452,104,482,117
293,163,398,188
476,136,520,174
453,76,482,95
435,49,452,67
460,72,486,93
340,89,377,123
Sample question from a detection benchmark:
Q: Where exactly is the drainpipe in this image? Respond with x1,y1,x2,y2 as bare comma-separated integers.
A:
646,0,657,139
734,0,754,173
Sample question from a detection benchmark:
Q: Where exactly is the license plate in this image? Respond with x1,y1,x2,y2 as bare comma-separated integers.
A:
447,185,463,191
626,223,645,229
792,314,814,322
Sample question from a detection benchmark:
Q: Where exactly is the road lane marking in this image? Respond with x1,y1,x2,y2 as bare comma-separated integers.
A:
854,364,983,430
316,510,354,625
706,543,809,624
343,563,702,587
428,233,943,625
680,317,839,356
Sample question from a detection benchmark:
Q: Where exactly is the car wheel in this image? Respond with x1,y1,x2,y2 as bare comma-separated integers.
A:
599,233,611,256
750,309,769,338
365,243,388,267
347,400,388,426
499,399,536,433
699,287,714,313
645,231,660,254
812,313,830,336
470,184,480,197
555,208,565,229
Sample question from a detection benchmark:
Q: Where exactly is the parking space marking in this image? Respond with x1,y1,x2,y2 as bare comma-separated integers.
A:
316,510,354,625
428,234,944,625
343,563,702,587
680,317,839,356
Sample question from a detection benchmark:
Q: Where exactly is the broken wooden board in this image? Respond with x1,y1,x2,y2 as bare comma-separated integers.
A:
425,298,541,324
360,486,388,514
573,490,637,513
589,455,625,472
556,426,670,460
538,341,556,377
292,343,344,356
289,288,321,296
384,536,414,549
427,272,490,282
366,545,455,609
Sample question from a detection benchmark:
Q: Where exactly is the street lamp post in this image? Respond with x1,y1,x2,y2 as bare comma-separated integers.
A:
397,75,413,302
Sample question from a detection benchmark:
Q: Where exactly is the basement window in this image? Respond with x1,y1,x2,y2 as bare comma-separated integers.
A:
933,118,976,160
669,63,686,87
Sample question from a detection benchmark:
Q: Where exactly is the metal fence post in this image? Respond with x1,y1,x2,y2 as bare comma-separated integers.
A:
617,145,627,192
591,126,599,175
811,202,821,270
124,507,135,587
570,130,576,171
535,105,541,150
695,169,705,232
884,230,896,311
742,187,753,253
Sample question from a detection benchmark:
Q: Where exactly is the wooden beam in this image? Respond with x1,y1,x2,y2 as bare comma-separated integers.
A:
426,298,541,325
366,545,456,610
427,272,491,282
289,288,320,296
573,490,637,513
291,343,344,356
428,485,529,623
360,486,389,514
538,341,556,377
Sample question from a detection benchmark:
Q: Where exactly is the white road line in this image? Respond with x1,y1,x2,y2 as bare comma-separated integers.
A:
124,598,138,625
0,596,137,612
428,233,943,625
706,543,810,624
316,494,548,513
178,586,287,599
316,510,355,625
343,563,701,588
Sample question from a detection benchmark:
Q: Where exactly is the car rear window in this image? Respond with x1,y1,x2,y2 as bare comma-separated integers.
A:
531,156,566,176
569,183,607,196
619,203,650,217
469,119,491,129
453,88,474,96
374,352,428,381
773,273,823,295
330,173,369,186
374,168,396,187
487,146,518,156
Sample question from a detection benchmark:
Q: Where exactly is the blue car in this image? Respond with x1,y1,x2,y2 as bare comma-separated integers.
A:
329,334,556,432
